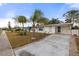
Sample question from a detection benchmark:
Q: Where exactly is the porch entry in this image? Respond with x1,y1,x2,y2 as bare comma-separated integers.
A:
55,26,61,34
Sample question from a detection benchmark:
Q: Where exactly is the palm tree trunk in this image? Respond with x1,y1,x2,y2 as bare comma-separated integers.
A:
22,23,24,30
22,23,24,35
32,21,36,40
33,22,35,33
19,23,22,32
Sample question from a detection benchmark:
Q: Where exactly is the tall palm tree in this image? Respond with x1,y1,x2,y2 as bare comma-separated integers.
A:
63,10,79,23
30,9,43,39
14,16,28,35
17,16,27,30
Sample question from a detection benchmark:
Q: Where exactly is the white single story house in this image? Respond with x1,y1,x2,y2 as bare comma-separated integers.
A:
36,23,79,35
43,23,72,34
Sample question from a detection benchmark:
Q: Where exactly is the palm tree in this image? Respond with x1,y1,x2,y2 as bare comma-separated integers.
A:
37,17,49,25
17,16,27,30
30,9,43,39
63,10,79,23
36,17,49,30
14,16,28,35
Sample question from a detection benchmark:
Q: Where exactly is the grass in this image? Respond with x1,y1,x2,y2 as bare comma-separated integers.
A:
6,31,49,49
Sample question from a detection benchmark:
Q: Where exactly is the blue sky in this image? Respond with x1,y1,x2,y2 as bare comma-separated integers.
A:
0,3,78,20
0,3,79,27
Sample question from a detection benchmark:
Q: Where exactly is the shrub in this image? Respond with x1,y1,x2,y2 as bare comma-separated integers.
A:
73,34,77,36
18,30,27,36
2,28,8,30
15,28,21,32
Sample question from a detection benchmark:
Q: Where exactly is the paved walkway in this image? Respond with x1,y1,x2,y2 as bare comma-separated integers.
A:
14,34,70,56
0,31,14,56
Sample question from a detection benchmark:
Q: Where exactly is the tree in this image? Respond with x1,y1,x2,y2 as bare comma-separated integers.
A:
63,10,79,23
17,16,27,30
15,16,28,35
36,17,49,29
8,21,11,31
30,9,43,39
65,19,71,23
37,17,49,25
48,18,61,24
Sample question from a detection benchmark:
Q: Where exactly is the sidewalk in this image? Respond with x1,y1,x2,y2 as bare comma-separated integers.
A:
0,31,14,56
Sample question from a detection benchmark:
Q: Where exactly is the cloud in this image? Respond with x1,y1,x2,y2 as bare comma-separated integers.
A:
0,18,33,28
0,18,15,28
5,11,16,18
0,3,3,6
70,4,79,8
65,3,79,9
0,3,7,6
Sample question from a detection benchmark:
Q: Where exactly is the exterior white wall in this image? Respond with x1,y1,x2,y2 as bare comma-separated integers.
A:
36,25,72,34
61,26,71,34
44,26,55,34
44,27,50,33
51,27,55,33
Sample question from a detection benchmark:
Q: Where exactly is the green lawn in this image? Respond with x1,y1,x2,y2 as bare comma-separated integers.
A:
6,32,49,49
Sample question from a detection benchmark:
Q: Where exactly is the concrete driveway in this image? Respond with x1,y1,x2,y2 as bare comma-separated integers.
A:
0,31,14,56
14,34,71,56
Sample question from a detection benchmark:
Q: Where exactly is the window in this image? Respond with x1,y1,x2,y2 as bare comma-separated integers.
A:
39,28,43,31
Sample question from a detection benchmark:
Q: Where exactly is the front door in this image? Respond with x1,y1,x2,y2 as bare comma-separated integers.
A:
57,26,61,33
